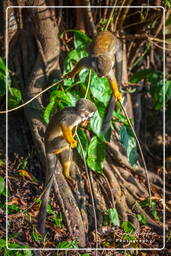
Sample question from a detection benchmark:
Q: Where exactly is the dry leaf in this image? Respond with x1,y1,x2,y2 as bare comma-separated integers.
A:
18,169,33,180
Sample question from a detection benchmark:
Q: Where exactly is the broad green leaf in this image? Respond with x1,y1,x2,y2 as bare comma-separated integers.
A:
43,101,55,124
87,136,105,174
73,30,91,50
9,87,22,101
0,176,5,194
63,49,80,74
107,208,120,226
77,128,89,159
113,111,128,124
81,254,90,256
50,90,70,104
63,49,87,74
150,80,171,110
67,91,82,106
122,221,135,234
90,73,111,106
90,110,103,137
130,69,162,83
119,125,138,167
8,87,22,108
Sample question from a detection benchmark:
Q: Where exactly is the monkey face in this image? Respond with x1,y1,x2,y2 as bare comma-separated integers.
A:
91,56,113,77
76,98,96,121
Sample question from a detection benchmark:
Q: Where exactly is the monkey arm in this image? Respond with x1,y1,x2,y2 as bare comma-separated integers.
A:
64,57,90,79
60,124,77,148
109,77,122,101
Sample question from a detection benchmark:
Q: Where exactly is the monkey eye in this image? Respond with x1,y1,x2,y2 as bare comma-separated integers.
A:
80,110,94,121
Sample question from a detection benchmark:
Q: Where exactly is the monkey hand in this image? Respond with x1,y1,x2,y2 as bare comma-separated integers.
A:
70,139,77,148
63,70,75,79
114,91,122,101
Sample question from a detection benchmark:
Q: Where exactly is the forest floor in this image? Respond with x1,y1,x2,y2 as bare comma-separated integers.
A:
0,107,171,255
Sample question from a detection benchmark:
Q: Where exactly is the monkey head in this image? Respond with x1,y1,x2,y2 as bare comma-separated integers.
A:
76,98,97,121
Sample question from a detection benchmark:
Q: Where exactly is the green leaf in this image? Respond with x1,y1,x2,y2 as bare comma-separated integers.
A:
0,57,6,73
139,198,150,208
67,90,85,106
136,213,147,224
53,212,63,228
90,73,111,106
107,208,120,226
23,250,33,256
87,136,105,174
0,176,5,194
130,69,162,83
0,238,6,248
151,201,160,221
150,80,171,110
73,30,91,50
77,128,89,159
63,48,88,75
56,240,78,248
113,111,128,124
119,125,138,167
81,254,90,256
8,204,20,214
8,87,22,108
43,101,56,124
163,0,171,8
50,90,70,104
122,234,135,241
46,203,53,214
32,226,40,242
90,110,103,137
63,49,80,74
122,221,135,234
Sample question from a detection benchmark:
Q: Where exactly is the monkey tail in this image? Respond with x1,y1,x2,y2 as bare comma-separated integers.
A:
37,153,57,234
101,95,115,135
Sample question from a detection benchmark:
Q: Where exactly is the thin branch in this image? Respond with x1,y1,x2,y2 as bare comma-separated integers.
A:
119,100,152,206
84,70,92,99
76,132,98,251
0,78,64,114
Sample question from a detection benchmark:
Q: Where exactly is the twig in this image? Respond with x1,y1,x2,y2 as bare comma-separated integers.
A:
0,78,64,114
76,132,98,251
119,100,152,207
84,70,92,99
104,5,115,31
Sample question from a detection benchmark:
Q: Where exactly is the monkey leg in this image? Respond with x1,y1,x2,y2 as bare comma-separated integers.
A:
59,148,76,186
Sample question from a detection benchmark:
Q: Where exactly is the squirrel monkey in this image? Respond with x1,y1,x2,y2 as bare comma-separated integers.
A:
65,31,123,134
38,98,96,234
